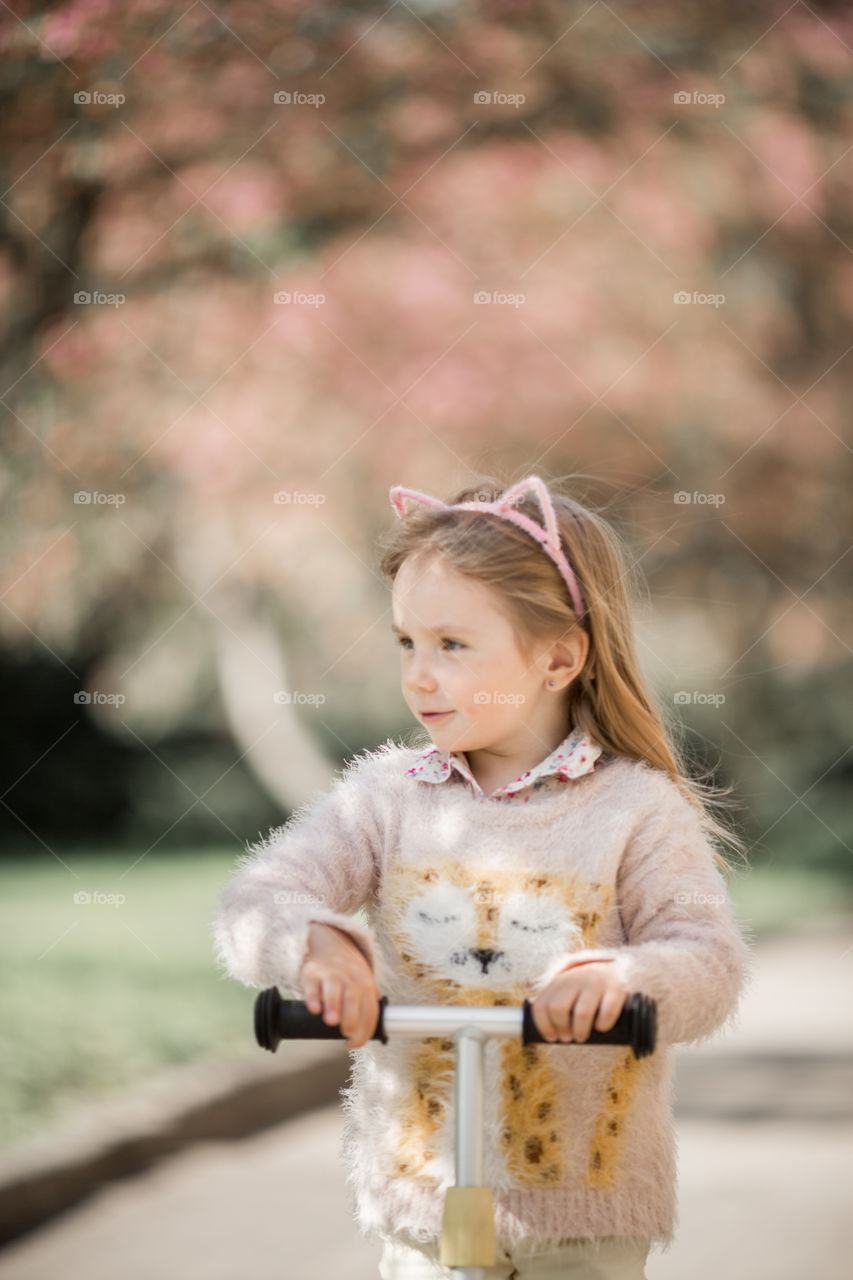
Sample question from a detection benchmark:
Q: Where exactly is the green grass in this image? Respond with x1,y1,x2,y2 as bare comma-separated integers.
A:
726,860,853,934
0,848,261,1150
1,849,850,1151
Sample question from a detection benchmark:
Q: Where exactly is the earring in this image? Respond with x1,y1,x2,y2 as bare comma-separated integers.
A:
548,680,555,687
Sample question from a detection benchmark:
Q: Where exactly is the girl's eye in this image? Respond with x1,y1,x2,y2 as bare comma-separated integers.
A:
396,637,464,651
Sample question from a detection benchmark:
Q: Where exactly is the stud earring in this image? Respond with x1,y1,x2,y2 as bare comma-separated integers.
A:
548,680,555,687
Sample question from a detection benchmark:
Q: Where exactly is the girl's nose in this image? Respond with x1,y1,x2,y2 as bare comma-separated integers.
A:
406,657,437,692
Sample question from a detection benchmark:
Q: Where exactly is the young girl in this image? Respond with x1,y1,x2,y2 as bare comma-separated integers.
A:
212,474,753,1280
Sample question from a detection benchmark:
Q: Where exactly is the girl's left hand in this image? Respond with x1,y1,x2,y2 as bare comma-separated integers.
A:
530,960,629,1044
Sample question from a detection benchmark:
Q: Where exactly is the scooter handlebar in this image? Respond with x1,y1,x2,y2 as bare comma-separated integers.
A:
254,988,656,1058
522,991,656,1057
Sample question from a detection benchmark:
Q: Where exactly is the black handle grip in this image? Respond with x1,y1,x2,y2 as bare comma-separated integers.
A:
255,988,656,1059
254,986,389,1052
522,991,656,1058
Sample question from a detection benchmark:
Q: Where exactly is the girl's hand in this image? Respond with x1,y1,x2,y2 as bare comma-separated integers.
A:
298,922,381,1049
530,959,629,1044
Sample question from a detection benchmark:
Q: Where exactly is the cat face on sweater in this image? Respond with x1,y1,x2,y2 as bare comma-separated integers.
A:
382,860,611,997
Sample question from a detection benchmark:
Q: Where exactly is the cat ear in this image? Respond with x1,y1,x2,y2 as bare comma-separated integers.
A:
389,485,448,519
497,476,560,552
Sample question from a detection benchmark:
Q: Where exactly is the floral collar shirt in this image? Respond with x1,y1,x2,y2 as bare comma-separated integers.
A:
404,726,603,802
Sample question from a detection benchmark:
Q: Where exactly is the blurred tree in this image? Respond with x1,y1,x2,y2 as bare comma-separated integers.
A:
0,0,850,867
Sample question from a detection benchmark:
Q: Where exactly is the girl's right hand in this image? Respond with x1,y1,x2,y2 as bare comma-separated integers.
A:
298,921,381,1049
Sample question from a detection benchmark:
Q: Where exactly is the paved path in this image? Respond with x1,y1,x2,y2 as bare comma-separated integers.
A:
1,921,851,1280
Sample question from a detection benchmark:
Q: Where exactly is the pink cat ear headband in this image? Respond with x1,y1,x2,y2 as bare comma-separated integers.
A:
388,474,586,621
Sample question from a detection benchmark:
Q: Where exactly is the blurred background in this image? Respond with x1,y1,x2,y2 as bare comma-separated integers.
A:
1,1,851,1276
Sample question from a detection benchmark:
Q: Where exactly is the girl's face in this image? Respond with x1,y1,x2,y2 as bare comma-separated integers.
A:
391,553,579,758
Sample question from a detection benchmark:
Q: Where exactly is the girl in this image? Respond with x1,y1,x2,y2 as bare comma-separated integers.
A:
212,474,753,1280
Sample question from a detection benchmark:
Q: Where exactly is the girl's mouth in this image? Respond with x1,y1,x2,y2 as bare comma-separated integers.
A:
421,711,453,721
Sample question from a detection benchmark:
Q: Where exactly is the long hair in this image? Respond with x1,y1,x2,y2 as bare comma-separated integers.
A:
376,471,748,883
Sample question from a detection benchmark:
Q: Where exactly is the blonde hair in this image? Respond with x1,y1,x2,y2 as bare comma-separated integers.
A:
377,471,749,884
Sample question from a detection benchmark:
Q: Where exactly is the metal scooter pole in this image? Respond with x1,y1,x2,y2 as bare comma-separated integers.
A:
254,990,657,1278
444,1023,492,1279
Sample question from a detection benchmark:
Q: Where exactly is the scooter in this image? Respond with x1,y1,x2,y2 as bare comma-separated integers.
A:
254,987,657,1280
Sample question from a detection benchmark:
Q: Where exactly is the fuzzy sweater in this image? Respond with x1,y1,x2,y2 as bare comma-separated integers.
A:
211,729,754,1256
